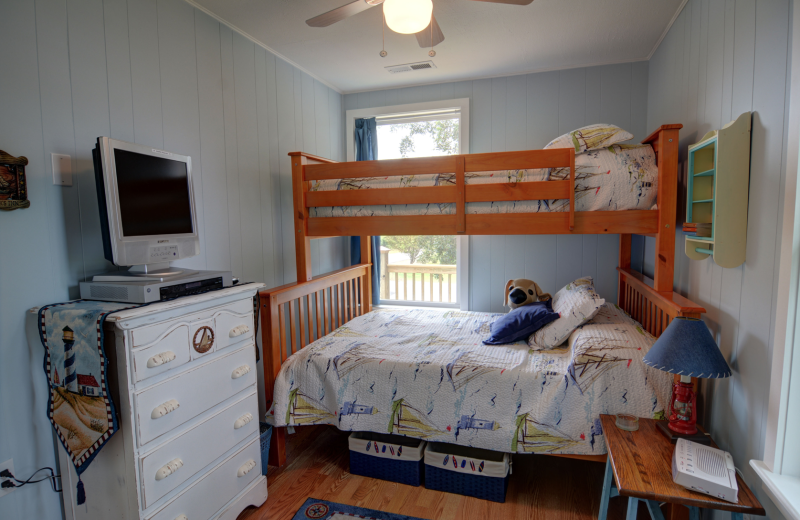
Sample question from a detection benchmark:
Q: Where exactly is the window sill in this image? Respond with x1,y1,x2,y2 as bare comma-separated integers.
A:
750,460,800,520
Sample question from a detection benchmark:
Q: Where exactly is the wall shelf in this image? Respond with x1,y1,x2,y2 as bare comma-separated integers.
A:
684,112,751,268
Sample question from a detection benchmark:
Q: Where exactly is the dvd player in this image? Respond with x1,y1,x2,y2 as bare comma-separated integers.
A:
80,270,233,304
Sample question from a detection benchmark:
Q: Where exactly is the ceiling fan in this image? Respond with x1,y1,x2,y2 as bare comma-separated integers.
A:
306,0,534,49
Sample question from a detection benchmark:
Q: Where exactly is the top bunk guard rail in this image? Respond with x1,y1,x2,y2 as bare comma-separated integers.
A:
289,124,682,289
294,149,579,237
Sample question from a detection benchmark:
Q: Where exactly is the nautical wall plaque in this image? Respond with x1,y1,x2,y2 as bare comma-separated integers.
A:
0,149,30,211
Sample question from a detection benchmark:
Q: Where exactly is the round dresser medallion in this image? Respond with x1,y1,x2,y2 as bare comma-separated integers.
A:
192,326,215,353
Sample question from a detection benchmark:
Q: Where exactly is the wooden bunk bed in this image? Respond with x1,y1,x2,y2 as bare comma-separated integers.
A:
259,124,705,467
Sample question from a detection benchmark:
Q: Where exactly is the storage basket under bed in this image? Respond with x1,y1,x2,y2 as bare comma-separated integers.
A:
423,443,510,502
349,432,425,486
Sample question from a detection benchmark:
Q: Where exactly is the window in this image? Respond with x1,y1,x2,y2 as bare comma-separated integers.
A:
345,99,470,310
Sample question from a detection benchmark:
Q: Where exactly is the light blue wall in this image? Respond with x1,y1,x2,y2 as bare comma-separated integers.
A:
0,0,345,518
344,63,650,312
646,1,791,518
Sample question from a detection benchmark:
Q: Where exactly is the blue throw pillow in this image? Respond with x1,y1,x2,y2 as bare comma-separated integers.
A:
482,301,560,345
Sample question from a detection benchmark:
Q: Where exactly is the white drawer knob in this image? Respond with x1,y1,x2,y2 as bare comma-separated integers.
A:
155,458,183,481
229,324,250,338
147,351,176,368
234,413,254,430
151,399,180,419
175,515,188,520
231,365,251,379
237,459,257,478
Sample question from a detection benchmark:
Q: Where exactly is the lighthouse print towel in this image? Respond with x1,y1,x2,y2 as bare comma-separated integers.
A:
267,304,673,455
38,300,139,497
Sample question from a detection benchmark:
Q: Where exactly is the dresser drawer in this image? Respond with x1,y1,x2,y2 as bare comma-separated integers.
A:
132,326,191,383
139,391,259,509
214,306,254,352
135,345,257,446
146,437,261,520
131,298,252,349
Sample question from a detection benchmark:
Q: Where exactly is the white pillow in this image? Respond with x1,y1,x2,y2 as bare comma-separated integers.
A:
544,124,634,153
527,277,605,350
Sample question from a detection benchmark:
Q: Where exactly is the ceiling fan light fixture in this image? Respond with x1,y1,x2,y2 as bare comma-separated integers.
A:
383,0,433,34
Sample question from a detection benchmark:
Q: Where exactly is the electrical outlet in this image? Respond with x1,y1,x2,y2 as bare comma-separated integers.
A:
0,459,15,498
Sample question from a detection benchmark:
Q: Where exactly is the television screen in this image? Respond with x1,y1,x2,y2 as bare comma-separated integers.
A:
114,149,194,237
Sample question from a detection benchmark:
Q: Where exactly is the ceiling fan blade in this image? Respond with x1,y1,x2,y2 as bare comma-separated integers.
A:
306,0,376,28
470,0,534,5
416,15,445,48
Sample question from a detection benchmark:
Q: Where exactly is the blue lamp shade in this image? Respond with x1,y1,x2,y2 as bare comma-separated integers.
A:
642,317,732,379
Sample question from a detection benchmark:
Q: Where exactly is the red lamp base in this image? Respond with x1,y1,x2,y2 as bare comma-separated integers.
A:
656,420,711,445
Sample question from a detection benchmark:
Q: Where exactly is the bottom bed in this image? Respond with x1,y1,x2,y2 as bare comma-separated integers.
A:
266,302,672,457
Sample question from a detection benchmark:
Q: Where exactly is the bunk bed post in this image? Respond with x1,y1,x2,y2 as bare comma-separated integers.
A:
360,236,372,314
291,153,313,283
260,290,287,467
643,124,683,293
618,234,632,309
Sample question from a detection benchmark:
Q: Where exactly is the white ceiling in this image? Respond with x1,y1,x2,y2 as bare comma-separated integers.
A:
190,0,685,93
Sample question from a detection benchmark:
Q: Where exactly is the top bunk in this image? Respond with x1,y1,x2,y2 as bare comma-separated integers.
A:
290,124,682,238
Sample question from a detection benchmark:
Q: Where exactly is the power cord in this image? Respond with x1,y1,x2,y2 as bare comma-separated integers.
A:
0,467,62,493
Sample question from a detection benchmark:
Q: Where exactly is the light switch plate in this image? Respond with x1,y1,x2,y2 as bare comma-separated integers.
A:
0,459,15,498
52,153,72,186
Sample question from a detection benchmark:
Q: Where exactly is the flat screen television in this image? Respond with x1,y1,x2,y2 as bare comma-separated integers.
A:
93,137,199,270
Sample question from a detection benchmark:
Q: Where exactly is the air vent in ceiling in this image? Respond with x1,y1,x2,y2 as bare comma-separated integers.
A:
385,61,437,74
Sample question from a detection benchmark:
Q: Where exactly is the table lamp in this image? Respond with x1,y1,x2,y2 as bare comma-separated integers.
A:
642,317,731,444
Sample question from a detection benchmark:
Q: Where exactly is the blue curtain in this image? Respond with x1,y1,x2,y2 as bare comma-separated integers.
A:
352,118,381,305
354,117,378,161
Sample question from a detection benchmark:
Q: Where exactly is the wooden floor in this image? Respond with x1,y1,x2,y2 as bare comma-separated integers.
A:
239,426,659,520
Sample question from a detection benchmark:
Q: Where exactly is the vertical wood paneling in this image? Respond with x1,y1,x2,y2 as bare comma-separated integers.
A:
647,3,792,517
1,1,61,516
265,52,284,281
558,68,586,134
585,66,602,124
490,77,507,152
103,0,135,142
67,0,113,279
220,25,244,278
232,32,263,281
195,10,231,272
526,71,559,149
278,59,298,282
127,0,163,148
36,0,84,294
255,47,277,288
505,75,526,151
2,4,346,518
158,0,206,270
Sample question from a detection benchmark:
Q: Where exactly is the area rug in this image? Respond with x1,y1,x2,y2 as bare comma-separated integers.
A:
292,498,428,520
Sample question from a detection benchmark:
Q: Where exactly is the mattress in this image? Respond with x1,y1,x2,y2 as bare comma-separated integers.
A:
309,144,658,218
266,302,672,455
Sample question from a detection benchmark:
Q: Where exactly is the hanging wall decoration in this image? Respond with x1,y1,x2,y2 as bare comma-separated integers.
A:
0,149,30,211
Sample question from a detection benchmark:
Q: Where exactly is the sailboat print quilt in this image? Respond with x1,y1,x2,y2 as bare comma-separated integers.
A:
267,303,672,455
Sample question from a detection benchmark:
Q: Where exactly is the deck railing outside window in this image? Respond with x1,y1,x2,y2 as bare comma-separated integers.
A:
382,264,457,303
379,249,457,305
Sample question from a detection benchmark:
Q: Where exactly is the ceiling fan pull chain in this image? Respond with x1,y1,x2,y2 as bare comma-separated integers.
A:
380,10,388,57
428,13,436,57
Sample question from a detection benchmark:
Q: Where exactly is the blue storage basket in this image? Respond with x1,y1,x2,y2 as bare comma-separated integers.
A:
423,443,510,503
349,432,425,487
259,422,272,476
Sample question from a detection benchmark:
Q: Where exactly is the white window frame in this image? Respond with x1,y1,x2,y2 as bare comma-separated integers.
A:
345,98,470,161
751,3,800,520
346,99,470,311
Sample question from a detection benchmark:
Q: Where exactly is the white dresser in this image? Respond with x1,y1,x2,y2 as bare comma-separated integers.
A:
38,283,267,520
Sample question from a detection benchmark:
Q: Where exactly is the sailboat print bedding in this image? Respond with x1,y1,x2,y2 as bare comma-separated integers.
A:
267,302,673,455
309,143,658,218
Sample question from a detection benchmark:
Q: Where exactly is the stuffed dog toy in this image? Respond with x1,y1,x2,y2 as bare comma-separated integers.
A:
504,279,552,310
